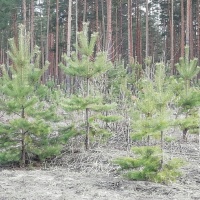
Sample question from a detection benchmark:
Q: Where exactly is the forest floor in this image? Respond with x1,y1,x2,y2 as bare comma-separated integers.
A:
0,133,200,200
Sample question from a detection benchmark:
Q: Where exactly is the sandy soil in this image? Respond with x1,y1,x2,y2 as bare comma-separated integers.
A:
0,135,200,200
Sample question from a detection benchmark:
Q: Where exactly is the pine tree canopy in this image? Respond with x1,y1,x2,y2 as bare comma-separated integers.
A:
0,25,67,166
60,23,112,79
176,47,200,81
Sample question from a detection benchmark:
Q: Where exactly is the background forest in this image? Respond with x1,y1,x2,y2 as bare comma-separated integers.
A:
0,0,200,186
0,0,200,78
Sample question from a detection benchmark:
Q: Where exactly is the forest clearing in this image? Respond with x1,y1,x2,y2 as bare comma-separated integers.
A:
0,134,200,200
0,0,200,199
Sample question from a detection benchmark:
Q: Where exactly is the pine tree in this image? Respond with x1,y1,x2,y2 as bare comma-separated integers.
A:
59,23,119,150
0,25,67,167
115,63,185,184
175,46,200,139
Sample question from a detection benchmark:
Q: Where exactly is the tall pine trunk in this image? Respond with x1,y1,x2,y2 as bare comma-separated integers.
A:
106,0,112,60
146,0,149,58
83,0,87,22
189,1,193,59
85,77,90,150
181,0,185,57
55,0,59,81
95,0,100,52
21,106,26,167
30,0,34,59
67,0,73,93
198,0,200,67
170,0,174,74
186,0,191,60
22,0,26,27
128,0,133,63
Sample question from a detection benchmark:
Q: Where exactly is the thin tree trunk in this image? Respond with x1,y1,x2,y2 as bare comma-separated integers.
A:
21,106,26,167
170,0,174,75
106,0,112,60
85,77,90,150
136,0,142,64
189,1,193,59
139,11,142,64
30,0,34,58
83,0,87,22
128,0,133,63
55,0,59,81
95,0,100,52
101,0,106,50
67,0,72,57
115,6,118,60
181,0,185,57
49,33,54,77
146,0,149,58
22,0,26,27
119,0,123,57
12,9,18,46
40,22,44,66
198,0,200,66
76,0,78,52
67,0,73,93
186,0,191,52
46,0,50,61
136,0,139,62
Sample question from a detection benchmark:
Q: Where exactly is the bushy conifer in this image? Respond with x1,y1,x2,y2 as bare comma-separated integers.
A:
0,25,67,166
59,23,119,150
174,46,200,139
115,63,185,184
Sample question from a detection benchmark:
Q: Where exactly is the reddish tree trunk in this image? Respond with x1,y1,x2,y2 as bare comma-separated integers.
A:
48,33,55,77
189,1,193,59
128,0,133,63
30,0,34,56
119,0,123,58
181,0,185,57
106,0,112,60
198,0,200,65
55,0,59,81
22,0,26,27
136,0,142,64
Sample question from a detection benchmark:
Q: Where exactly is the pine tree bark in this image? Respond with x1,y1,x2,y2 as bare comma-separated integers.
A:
83,0,87,22
95,0,100,52
119,0,123,57
76,0,78,51
101,0,106,50
136,0,142,64
189,1,193,59
67,0,72,58
146,0,149,58
46,0,50,61
12,9,18,46
198,0,200,66
22,0,26,27
181,0,185,57
21,106,26,167
67,0,73,93
186,0,191,51
170,0,174,75
85,77,90,150
55,0,59,81
115,6,118,60
106,0,112,60
30,0,34,57
128,0,133,63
